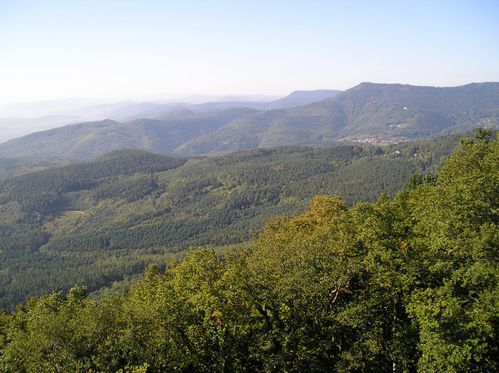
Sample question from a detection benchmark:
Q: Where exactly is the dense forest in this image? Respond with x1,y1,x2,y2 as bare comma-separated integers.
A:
0,82,497,160
0,135,460,309
0,130,496,371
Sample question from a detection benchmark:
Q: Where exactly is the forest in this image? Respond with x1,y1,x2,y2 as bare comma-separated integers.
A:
0,130,496,371
0,135,459,309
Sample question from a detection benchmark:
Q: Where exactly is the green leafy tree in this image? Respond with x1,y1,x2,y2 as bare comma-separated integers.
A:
406,130,498,372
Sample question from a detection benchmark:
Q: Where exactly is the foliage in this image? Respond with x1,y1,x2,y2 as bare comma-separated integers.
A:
0,136,460,309
0,130,496,371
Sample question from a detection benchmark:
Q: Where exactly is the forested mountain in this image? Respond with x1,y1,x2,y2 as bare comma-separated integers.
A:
0,83,497,159
0,157,71,181
0,130,496,372
0,90,339,143
179,82,499,154
0,135,461,309
0,109,257,159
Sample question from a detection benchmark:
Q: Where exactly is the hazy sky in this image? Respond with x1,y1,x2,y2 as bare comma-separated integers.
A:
1,0,498,103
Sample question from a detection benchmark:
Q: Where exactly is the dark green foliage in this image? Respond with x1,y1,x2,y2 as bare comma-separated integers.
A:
1,149,185,215
92,174,158,202
404,129,498,371
0,135,462,309
0,157,71,181
0,132,496,371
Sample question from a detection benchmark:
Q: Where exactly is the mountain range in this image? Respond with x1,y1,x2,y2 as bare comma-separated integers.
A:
0,91,339,143
0,83,497,159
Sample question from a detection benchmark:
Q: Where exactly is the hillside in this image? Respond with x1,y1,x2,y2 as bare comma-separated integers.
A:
0,90,338,143
0,83,496,159
1,131,496,372
0,109,257,159
0,135,461,309
0,157,71,181
179,82,499,154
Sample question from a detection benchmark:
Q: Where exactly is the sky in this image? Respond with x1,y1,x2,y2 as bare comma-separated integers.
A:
1,0,498,104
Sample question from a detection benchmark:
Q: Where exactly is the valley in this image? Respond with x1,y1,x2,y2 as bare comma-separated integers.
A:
2,1,498,370
0,134,460,309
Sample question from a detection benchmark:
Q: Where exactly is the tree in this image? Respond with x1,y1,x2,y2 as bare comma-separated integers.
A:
406,131,498,371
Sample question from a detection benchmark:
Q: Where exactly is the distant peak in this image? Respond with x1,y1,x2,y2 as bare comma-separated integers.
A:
288,89,340,95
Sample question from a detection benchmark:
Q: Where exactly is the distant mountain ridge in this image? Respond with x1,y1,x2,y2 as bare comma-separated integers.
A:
0,90,340,143
263,90,341,110
0,83,497,159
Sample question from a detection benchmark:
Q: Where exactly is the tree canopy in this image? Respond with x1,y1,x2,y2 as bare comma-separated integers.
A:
0,131,497,371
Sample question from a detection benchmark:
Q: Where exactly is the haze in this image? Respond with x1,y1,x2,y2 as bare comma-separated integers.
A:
1,0,499,104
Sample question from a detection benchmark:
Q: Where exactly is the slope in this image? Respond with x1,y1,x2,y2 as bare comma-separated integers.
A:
179,82,499,154
0,82,496,159
0,134,461,309
0,109,257,159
